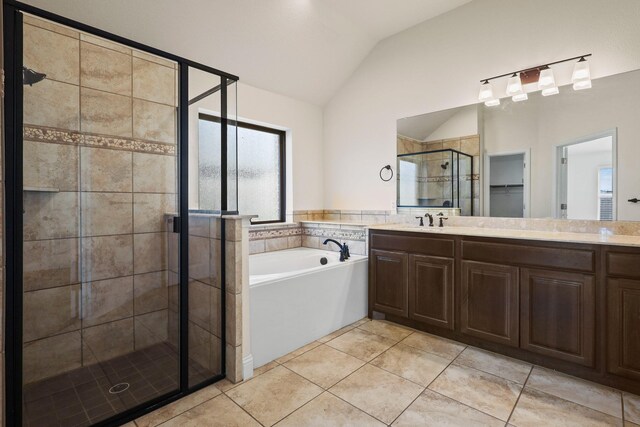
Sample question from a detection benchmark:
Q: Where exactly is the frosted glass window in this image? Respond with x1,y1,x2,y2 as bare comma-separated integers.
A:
237,125,284,222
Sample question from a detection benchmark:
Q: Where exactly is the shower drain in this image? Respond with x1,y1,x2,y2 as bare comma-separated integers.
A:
108,383,130,394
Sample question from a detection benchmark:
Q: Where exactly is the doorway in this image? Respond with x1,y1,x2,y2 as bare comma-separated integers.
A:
484,151,529,218
556,130,617,220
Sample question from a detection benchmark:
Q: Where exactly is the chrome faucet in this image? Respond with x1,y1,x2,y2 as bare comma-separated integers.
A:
323,239,350,261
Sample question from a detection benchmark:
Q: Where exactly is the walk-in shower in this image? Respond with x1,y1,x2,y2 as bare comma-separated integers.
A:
3,3,239,425
397,149,474,215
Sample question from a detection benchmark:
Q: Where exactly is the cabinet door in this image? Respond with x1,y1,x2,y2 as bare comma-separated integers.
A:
408,255,454,329
370,249,408,317
461,261,519,347
521,268,595,366
608,278,640,380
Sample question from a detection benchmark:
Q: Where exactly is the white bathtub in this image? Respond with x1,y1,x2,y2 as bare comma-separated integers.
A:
249,247,368,368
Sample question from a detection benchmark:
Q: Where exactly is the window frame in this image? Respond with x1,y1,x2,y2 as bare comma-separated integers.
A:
199,113,286,224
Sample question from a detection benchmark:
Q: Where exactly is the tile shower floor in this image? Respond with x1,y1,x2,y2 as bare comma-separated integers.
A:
23,343,215,427
133,318,640,427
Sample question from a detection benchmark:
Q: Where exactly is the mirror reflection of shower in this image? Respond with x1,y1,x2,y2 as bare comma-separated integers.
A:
22,66,46,85
441,161,449,170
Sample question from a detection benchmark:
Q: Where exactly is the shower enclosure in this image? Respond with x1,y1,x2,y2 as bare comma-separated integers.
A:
3,2,238,425
397,149,474,215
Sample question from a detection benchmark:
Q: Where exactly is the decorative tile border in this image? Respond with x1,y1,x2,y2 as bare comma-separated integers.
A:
302,226,366,242
23,125,176,156
249,226,302,241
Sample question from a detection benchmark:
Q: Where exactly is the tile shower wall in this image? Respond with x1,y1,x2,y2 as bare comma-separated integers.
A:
397,134,480,215
21,16,178,384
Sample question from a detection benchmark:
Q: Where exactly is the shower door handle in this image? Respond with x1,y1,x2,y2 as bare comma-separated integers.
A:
172,216,181,233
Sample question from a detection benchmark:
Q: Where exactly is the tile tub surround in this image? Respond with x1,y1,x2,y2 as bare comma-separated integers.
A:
21,15,179,385
136,318,638,426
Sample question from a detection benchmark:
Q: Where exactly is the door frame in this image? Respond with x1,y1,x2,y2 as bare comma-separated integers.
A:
2,1,238,425
483,149,531,218
553,128,618,220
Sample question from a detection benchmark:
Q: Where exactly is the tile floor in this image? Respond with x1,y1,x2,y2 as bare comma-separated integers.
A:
134,319,640,427
22,342,217,427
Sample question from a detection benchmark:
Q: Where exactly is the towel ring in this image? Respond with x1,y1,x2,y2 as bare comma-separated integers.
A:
379,165,394,182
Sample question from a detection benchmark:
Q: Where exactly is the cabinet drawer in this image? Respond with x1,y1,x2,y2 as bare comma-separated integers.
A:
607,251,640,279
462,240,595,273
370,232,454,257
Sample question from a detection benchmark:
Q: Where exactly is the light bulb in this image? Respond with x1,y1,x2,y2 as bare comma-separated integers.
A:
506,74,523,96
538,68,556,89
478,81,494,102
485,98,500,107
572,59,591,82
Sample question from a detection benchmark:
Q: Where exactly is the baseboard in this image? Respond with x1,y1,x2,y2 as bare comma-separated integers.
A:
242,354,254,380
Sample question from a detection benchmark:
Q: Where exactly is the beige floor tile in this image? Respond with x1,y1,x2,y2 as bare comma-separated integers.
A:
284,344,365,388
214,378,241,393
276,341,322,364
625,393,640,425
526,366,622,418
400,331,466,360
136,384,221,427
510,387,623,427
371,343,450,386
429,363,521,421
276,392,385,427
393,389,505,426
330,364,424,424
253,360,280,377
357,320,414,341
326,328,396,362
350,318,371,327
158,394,260,427
226,365,322,426
317,325,356,343
626,422,640,427
455,347,532,384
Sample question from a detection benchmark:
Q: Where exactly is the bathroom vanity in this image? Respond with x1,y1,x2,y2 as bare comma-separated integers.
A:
368,225,640,394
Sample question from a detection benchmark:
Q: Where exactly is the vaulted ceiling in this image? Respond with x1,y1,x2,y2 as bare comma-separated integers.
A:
22,0,471,105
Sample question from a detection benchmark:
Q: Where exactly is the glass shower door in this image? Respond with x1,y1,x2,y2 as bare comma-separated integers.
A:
21,14,180,425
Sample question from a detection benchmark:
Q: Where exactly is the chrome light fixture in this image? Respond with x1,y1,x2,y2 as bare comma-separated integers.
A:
478,54,591,106
538,67,559,96
572,56,591,90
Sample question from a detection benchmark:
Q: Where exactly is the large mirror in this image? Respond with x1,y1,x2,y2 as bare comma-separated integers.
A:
397,69,640,221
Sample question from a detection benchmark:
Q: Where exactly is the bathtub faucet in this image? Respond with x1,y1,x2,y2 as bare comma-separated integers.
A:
323,239,350,262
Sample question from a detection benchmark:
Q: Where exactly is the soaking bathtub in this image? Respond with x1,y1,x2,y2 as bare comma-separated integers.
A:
249,247,368,368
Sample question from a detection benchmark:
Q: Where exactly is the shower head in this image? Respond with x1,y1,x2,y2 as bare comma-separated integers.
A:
23,67,46,86
441,161,449,170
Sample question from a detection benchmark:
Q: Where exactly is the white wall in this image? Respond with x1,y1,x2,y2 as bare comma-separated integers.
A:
323,0,640,210
426,105,477,141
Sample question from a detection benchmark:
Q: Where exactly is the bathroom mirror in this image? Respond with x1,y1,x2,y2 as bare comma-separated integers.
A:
397,68,640,221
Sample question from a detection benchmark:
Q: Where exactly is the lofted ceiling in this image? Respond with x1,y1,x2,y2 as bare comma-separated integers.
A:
22,0,471,105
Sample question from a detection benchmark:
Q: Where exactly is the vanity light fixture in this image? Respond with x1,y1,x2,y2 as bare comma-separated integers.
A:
479,54,592,106
572,56,592,90
539,67,559,96
506,73,527,102
478,80,500,106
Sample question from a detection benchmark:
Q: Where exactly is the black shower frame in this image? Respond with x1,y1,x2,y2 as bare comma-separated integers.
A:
397,148,475,215
2,1,239,425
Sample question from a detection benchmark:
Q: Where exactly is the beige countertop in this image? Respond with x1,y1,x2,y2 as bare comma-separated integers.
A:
369,223,640,248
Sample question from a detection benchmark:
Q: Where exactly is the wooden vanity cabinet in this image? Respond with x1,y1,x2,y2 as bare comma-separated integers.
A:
369,249,408,317
368,230,640,393
460,261,519,347
606,250,640,381
520,268,595,366
409,255,454,330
